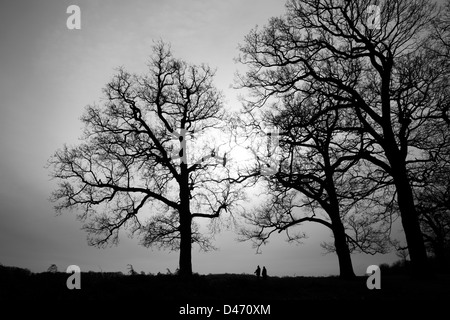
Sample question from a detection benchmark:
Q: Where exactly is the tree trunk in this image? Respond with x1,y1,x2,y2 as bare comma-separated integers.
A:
391,160,429,277
325,164,356,279
178,208,192,277
332,218,356,279
178,159,192,277
380,63,429,277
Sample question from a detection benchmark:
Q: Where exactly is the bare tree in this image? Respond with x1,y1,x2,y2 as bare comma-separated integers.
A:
414,143,450,269
48,42,241,277
238,88,392,279
431,0,450,62
237,0,449,276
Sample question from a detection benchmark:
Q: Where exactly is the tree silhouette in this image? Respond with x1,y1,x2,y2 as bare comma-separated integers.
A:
237,0,449,276
49,42,240,277
237,88,392,279
414,143,450,269
411,0,450,270
431,0,450,63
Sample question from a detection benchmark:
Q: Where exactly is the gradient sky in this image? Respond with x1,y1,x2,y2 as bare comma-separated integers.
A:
0,0,402,276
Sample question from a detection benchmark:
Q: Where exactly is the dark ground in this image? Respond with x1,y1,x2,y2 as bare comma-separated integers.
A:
1,264,449,316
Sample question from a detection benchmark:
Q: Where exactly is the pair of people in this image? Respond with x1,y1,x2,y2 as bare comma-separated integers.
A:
254,265,267,279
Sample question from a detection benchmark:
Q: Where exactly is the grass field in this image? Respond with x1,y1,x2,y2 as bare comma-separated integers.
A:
1,264,449,302
2,264,449,317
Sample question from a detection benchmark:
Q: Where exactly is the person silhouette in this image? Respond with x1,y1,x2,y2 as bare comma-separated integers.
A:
262,266,267,280
254,265,261,279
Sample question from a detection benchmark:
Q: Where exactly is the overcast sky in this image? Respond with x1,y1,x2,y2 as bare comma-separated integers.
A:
0,0,402,276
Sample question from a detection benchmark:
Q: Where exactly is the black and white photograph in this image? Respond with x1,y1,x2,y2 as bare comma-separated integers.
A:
1,0,450,316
